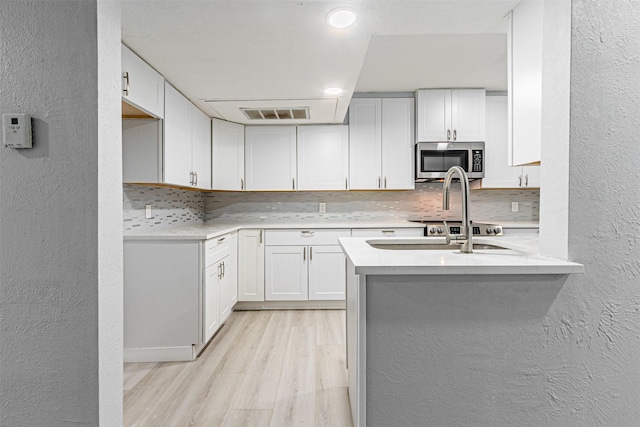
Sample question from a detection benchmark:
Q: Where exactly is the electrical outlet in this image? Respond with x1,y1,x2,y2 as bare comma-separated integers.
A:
319,202,326,213
511,202,519,212
145,204,152,219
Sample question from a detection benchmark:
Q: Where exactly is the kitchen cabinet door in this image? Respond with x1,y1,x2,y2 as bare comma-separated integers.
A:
451,89,486,142
204,263,221,343
349,98,382,190
245,126,297,191
308,245,346,300
238,230,265,302
416,89,485,143
508,1,543,166
164,82,193,187
265,246,308,301
416,89,451,142
219,234,238,323
191,105,212,190
297,125,349,190
121,44,165,119
381,98,415,190
212,118,245,191
520,165,540,188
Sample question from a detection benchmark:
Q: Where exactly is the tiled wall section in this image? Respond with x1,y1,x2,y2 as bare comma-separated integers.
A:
123,183,539,231
204,183,539,222
123,184,205,231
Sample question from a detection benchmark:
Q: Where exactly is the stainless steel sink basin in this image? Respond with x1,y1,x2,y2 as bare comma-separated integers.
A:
367,240,509,251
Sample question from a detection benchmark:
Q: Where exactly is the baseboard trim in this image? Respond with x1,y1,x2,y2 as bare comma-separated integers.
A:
124,346,196,363
234,300,346,311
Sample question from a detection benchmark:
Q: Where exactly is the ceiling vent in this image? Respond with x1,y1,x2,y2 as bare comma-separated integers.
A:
241,107,310,120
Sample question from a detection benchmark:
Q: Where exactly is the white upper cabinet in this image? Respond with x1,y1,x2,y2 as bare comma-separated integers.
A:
474,96,540,189
348,98,382,190
416,89,485,142
297,125,349,191
381,98,415,189
245,126,297,191
508,0,543,166
164,82,212,190
212,118,245,191
349,98,414,190
121,44,164,119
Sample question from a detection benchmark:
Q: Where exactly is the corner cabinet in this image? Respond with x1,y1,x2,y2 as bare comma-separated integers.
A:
297,125,349,191
264,229,350,301
416,89,486,143
508,1,543,166
349,98,415,190
164,82,212,190
473,95,539,189
245,126,297,191
212,118,245,191
121,44,164,119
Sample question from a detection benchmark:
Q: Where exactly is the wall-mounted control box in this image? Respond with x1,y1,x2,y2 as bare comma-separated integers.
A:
3,114,32,148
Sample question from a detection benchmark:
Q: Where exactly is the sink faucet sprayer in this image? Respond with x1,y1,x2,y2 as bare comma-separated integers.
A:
442,166,473,253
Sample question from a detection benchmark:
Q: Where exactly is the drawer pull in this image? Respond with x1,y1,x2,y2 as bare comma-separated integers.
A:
381,230,396,236
300,230,315,237
217,237,226,243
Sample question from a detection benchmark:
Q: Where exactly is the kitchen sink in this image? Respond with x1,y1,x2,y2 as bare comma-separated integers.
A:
367,239,509,251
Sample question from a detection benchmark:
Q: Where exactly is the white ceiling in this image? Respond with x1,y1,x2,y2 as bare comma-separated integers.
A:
121,0,520,124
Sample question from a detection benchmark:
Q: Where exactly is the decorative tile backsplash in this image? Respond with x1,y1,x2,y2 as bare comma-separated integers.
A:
124,183,539,231
123,184,205,231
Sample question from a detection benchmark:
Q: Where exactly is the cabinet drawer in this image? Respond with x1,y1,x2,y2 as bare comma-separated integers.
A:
204,233,235,267
351,228,424,238
264,229,351,246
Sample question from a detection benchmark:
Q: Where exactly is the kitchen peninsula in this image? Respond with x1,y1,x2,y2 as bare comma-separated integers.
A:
339,236,583,426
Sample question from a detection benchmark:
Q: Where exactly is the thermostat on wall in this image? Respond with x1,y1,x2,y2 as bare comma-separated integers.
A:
3,114,32,148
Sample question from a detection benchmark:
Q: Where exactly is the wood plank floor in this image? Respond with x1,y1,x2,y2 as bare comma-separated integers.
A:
124,309,353,427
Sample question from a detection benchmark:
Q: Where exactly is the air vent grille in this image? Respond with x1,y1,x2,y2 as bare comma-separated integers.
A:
241,107,309,120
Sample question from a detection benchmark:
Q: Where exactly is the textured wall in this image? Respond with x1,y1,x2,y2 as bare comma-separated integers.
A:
0,1,113,425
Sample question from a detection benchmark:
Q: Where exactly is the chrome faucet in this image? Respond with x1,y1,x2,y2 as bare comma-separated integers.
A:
442,166,473,253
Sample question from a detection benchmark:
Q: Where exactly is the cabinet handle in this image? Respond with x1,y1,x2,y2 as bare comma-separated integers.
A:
310,247,313,261
301,230,314,237
292,178,295,190
303,247,306,261
378,176,381,188
345,178,348,190
190,171,194,185
218,263,222,279
453,129,457,142
518,175,522,187
259,230,263,244
384,177,387,189
525,174,529,187
218,237,226,243
194,172,198,186
123,71,130,96
241,178,244,190
447,129,451,141
381,230,396,236
221,261,225,278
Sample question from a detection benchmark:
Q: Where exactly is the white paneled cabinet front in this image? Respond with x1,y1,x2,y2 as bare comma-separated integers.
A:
417,89,486,142
212,118,245,191
349,98,414,190
238,229,265,302
264,229,349,301
297,125,349,190
121,44,165,119
164,82,212,189
475,96,540,189
245,126,296,191
204,263,221,344
265,246,309,301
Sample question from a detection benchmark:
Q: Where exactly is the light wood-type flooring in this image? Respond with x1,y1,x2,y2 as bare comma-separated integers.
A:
123,309,353,426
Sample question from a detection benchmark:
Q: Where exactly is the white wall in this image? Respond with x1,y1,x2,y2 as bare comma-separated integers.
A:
0,1,122,425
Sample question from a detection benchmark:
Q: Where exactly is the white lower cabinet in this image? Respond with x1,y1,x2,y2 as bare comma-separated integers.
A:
351,228,425,238
264,229,349,301
204,263,221,343
238,229,265,301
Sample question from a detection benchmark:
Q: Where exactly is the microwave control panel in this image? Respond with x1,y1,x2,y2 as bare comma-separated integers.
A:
472,149,483,172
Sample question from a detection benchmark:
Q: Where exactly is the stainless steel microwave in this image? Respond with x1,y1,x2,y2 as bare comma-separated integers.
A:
415,142,485,180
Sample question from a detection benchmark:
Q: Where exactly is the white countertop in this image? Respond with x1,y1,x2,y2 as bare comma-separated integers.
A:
339,235,583,276
123,218,427,241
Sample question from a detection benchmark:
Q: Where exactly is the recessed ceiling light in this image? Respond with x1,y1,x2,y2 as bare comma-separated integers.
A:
324,87,343,95
327,8,356,29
